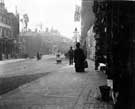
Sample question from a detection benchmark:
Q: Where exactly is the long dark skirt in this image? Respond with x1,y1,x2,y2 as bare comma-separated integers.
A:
75,63,84,72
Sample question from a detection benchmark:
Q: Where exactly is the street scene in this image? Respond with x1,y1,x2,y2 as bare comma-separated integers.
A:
0,0,135,109
0,55,112,109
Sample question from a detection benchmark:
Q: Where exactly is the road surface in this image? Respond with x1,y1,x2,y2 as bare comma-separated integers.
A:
0,55,67,95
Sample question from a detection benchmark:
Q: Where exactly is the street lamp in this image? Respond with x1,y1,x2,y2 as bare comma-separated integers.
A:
73,27,79,44
13,39,17,58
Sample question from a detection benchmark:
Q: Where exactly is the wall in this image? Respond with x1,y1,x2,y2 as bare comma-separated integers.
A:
81,0,95,57
0,2,19,60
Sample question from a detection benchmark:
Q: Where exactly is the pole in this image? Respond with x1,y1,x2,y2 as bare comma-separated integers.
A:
74,27,78,44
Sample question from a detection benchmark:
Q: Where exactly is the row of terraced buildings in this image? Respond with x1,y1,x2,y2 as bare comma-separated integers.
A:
0,0,19,60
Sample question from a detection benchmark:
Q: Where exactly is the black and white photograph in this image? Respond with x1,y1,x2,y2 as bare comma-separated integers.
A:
0,0,135,109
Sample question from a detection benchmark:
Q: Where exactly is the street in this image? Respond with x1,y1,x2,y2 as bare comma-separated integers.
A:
0,55,113,109
0,55,66,77
0,55,67,95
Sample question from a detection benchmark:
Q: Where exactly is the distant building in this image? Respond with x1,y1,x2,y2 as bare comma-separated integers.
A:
0,0,19,60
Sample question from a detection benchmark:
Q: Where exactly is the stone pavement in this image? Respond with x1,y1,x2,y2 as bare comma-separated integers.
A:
0,60,113,109
74,60,113,109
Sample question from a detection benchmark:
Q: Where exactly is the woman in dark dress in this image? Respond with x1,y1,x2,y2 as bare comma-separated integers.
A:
68,46,74,65
74,42,86,72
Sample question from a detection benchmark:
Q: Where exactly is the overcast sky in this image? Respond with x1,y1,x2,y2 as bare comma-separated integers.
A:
4,0,81,39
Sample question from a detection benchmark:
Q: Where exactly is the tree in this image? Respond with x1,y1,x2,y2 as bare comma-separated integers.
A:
23,14,29,32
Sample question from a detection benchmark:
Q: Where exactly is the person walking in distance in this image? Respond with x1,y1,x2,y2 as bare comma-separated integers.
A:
74,42,86,72
37,52,41,60
68,46,74,65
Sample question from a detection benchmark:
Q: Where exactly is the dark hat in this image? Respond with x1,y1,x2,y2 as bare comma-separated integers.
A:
76,42,80,48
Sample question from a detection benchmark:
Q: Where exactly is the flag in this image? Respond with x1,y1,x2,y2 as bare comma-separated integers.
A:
74,5,81,22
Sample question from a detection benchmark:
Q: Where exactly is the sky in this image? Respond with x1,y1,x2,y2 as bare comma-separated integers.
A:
4,0,81,39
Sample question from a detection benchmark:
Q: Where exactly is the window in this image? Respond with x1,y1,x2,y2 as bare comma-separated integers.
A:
0,15,2,22
2,28,4,37
7,18,10,25
2,16,6,24
0,28,2,37
3,17,6,23
8,30,10,37
6,29,8,36
4,29,6,37
5,18,7,24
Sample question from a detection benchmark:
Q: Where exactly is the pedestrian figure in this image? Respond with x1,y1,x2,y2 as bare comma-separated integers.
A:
68,46,74,65
37,52,41,60
56,50,62,64
74,42,86,72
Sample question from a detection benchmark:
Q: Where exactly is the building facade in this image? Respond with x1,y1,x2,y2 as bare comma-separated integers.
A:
93,1,135,108
81,0,95,57
0,0,19,60
81,0,135,108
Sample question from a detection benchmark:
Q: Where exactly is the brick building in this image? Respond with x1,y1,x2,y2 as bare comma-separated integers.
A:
0,0,19,60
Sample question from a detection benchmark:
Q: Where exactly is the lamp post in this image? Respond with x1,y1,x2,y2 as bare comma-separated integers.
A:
13,39,17,58
73,27,79,44
0,40,2,60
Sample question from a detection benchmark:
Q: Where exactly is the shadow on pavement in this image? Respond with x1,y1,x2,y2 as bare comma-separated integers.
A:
0,72,50,95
